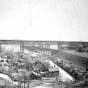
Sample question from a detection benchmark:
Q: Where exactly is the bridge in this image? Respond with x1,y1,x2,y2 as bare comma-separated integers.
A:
0,40,87,51
0,40,88,56
0,40,59,53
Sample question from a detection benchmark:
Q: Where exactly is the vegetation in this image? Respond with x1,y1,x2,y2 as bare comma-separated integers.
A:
0,46,88,88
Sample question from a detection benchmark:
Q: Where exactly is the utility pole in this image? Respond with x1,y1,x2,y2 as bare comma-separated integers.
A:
20,41,24,53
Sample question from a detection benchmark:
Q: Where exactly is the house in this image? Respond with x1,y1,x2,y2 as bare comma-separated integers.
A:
44,59,75,83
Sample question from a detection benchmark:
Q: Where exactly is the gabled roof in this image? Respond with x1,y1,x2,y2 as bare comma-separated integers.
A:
49,67,59,72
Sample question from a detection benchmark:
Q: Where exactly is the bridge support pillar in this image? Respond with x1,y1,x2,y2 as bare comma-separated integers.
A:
20,41,24,53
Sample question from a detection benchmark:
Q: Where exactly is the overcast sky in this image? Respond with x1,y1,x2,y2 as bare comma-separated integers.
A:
0,0,88,41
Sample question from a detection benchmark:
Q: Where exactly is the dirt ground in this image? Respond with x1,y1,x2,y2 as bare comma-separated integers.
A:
28,78,69,88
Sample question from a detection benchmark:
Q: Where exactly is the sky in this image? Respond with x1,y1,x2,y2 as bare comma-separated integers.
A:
0,0,88,41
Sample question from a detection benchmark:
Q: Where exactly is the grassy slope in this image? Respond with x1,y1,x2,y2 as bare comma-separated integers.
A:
54,50,88,69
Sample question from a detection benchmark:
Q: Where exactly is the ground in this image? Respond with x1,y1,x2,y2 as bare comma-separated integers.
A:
28,77,68,88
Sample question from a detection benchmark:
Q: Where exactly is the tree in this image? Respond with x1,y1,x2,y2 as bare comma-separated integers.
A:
24,61,33,71
42,61,50,70
26,71,32,88
18,69,29,88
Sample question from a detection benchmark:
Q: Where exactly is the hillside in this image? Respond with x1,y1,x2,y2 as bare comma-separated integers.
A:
54,50,88,69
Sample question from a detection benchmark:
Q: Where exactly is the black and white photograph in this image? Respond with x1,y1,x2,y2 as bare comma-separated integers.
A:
0,0,88,88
